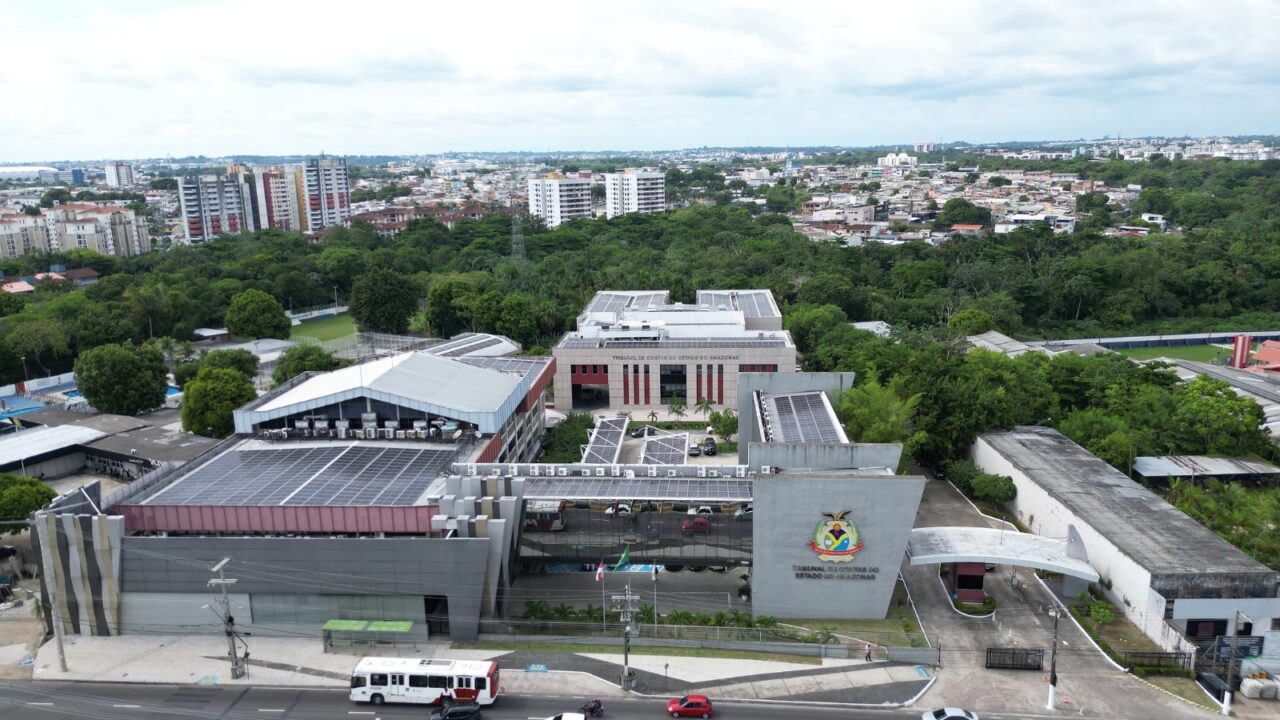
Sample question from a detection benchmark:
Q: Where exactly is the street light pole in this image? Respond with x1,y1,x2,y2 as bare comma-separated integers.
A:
1046,605,1060,711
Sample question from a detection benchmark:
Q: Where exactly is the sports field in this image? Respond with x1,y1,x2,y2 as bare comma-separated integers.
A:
290,313,356,341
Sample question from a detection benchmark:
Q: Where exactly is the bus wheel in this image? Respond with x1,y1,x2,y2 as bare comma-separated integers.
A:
370,695,384,705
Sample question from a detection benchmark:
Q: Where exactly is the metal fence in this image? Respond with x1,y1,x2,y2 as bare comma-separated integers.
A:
985,647,1045,671
295,332,439,361
1125,651,1193,671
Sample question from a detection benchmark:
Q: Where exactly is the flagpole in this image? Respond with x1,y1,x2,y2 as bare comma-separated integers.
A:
602,561,607,633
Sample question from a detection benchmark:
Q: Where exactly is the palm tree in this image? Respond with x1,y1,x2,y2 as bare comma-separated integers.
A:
694,396,714,419
647,410,659,424
668,394,687,420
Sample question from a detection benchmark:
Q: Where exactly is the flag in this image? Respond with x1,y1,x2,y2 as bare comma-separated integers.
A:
594,561,604,582
613,546,631,571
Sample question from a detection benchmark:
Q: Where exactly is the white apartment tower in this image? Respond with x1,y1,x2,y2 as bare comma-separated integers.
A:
603,169,666,219
104,162,135,187
178,174,253,243
302,156,351,231
527,173,592,228
251,167,303,232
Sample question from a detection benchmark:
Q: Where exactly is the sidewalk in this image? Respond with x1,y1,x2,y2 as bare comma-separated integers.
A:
30,633,928,705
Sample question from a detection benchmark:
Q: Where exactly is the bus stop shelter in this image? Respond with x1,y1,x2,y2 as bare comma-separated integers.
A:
322,619,422,652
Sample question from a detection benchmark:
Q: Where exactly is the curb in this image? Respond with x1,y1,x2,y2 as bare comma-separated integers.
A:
935,574,996,620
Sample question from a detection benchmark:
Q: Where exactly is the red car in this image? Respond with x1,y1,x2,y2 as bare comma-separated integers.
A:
681,516,710,534
667,695,713,718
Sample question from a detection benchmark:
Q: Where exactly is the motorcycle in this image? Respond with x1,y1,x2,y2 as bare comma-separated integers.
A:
580,699,604,717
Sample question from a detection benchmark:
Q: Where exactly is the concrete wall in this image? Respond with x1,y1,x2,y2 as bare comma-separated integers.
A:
120,591,248,634
120,535,493,640
745,443,902,474
752,473,924,619
973,437,1167,646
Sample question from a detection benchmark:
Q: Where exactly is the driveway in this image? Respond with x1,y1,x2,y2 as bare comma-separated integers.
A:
906,478,1214,719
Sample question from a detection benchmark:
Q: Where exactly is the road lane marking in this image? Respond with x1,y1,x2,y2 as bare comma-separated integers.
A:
27,702,54,706
258,710,286,714
112,705,141,709
348,713,376,716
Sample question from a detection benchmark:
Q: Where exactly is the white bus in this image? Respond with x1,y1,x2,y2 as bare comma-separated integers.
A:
349,657,500,706
523,499,567,531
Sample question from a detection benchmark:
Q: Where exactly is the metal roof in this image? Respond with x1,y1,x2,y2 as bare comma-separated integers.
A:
695,289,781,319
522,476,752,502
0,424,106,467
1134,456,1280,478
138,440,454,507
558,338,789,350
424,332,520,358
235,351,544,434
965,331,1044,358
979,426,1273,579
908,526,1099,581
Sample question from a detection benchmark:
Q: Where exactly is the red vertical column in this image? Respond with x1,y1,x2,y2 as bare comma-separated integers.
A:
695,364,702,402
622,364,629,405
717,364,724,404
643,366,650,405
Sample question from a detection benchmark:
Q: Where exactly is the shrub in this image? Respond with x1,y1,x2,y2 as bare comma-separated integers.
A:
971,472,1017,503
1090,602,1115,624
941,459,979,495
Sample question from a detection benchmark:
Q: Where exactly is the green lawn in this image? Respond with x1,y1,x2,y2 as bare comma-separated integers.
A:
291,313,356,341
1118,344,1232,363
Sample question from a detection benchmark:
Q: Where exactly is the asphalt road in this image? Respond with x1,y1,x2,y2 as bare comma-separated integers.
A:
0,682,989,720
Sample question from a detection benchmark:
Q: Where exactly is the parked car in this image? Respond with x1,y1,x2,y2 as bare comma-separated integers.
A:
702,438,717,456
605,502,632,517
922,709,978,720
681,516,711,534
667,694,714,718
687,505,713,516
708,566,728,572
688,445,701,457
733,503,753,520
430,701,483,720
630,426,659,438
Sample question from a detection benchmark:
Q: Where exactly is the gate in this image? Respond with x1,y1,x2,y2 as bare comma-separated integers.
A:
985,647,1045,671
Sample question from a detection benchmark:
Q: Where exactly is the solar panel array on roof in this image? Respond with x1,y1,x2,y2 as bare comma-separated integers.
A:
459,356,548,375
559,338,788,350
587,293,631,313
523,476,752,501
628,292,665,310
766,391,844,443
142,445,454,506
736,291,770,318
436,336,503,357
642,433,688,465
581,417,628,464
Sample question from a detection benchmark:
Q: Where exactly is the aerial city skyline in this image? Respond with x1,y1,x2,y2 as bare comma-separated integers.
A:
2,0,1279,160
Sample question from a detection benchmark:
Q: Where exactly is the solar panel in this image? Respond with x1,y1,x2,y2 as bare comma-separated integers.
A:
580,417,628,464
765,391,844,443
143,444,455,507
523,476,752,501
459,356,548,376
642,433,688,465
437,336,504,357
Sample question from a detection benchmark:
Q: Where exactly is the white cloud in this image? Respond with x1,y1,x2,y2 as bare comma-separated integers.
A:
1,0,1278,160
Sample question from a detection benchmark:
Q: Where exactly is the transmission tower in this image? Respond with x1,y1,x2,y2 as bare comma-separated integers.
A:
510,201,525,261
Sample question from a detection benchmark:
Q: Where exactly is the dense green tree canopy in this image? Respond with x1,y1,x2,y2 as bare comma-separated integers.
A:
349,270,419,334
74,342,167,415
224,289,290,339
181,367,257,437
272,345,341,387
0,474,57,534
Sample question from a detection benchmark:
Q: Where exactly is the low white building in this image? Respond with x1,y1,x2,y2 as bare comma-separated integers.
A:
973,426,1280,655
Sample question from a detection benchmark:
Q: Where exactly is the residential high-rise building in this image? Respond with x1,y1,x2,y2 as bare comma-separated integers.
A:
302,156,350,231
178,174,253,242
0,204,150,259
603,169,665,219
104,162,135,187
528,173,591,228
249,166,303,232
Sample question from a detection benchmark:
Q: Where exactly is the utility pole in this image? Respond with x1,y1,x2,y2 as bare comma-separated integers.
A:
1223,608,1250,716
208,557,245,679
612,579,641,687
1046,604,1060,711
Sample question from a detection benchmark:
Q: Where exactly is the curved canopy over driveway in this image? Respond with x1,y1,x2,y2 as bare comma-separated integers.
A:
907,525,1099,581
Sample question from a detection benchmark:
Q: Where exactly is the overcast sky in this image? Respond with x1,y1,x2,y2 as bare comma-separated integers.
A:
2,0,1278,162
